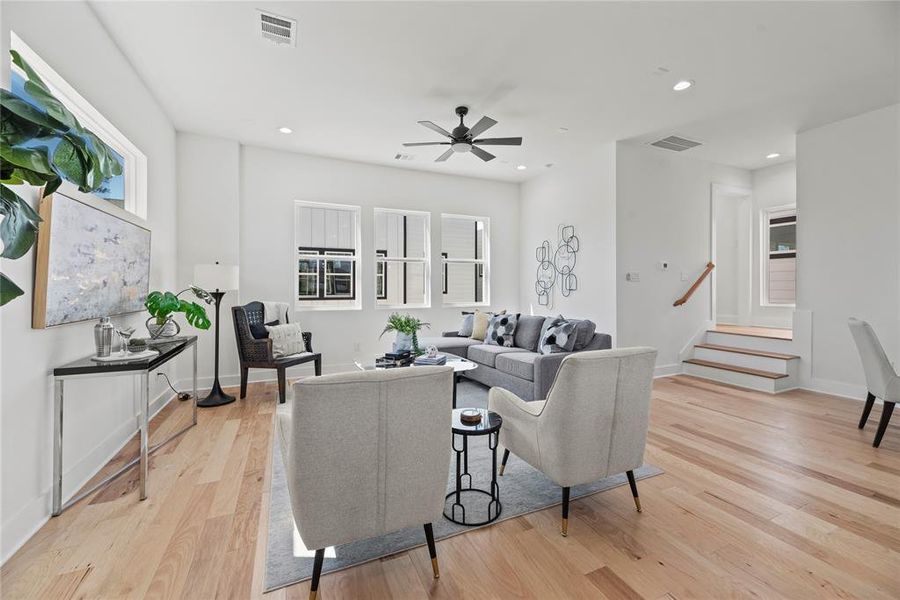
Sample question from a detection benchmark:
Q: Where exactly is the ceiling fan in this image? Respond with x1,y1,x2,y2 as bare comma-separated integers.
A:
403,106,523,162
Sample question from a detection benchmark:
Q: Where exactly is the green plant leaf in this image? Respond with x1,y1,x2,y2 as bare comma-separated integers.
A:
0,144,55,177
0,272,25,306
145,290,181,319
22,81,78,131
179,300,211,330
10,50,51,94
0,186,41,259
51,138,87,185
1,89,66,133
43,176,62,197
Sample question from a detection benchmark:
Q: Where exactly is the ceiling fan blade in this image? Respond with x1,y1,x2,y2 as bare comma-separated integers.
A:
470,146,495,162
472,137,523,146
403,142,451,146
435,148,455,162
418,121,453,138
467,116,498,139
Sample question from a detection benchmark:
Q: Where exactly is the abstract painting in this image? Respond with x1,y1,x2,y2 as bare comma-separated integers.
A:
33,191,150,328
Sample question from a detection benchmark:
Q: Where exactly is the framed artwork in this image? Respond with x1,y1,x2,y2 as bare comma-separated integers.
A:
32,186,151,328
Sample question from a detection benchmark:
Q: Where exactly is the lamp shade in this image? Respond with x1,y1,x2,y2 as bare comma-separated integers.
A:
194,263,239,292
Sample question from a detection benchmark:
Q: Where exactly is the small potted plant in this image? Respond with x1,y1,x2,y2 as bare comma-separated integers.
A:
380,313,430,355
144,286,213,339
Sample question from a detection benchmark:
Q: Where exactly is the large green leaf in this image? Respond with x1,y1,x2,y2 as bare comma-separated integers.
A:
0,144,54,177
82,130,122,179
22,81,78,131
0,272,25,306
0,186,42,259
145,291,181,320
1,89,66,133
10,50,50,94
51,138,86,185
179,300,211,330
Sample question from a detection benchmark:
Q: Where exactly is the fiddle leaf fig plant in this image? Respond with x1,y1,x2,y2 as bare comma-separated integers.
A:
145,287,213,331
1,49,124,305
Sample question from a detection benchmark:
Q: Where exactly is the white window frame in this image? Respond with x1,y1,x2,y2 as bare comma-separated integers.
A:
441,213,491,308
10,32,147,218
373,208,431,309
294,201,362,311
759,204,797,307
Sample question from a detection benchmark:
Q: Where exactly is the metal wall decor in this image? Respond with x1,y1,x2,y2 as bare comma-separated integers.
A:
535,225,579,307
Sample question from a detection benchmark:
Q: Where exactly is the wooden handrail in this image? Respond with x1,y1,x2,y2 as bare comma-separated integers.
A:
673,262,715,307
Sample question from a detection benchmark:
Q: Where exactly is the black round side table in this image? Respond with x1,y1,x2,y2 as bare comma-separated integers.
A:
443,408,503,526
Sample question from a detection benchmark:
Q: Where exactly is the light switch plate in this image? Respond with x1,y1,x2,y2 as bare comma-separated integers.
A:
626,272,641,282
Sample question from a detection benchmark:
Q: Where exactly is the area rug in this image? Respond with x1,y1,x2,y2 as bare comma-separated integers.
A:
264,380,664,592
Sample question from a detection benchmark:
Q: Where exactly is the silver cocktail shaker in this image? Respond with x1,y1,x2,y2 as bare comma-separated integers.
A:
94,316,114,357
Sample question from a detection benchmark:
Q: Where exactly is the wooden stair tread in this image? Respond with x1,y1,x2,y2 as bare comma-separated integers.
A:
683,358,788,379
709,325,793,341
695,343,800,361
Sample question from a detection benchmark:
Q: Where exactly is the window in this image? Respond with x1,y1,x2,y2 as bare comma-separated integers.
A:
294,201,361,309
10,33,147,217
761,206,796,305
373,209,430,307
441,214,489,306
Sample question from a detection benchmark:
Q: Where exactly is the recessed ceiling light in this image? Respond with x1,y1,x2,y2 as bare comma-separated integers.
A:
672,80,693,91
516,165,527,171
278,126,293,134
766,152,780,159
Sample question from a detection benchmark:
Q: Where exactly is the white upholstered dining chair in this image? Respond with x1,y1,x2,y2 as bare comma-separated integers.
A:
488,347,657,537
848,318,898,448
276,366,454,599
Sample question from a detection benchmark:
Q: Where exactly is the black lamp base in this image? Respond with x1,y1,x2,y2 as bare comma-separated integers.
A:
198,380,235,408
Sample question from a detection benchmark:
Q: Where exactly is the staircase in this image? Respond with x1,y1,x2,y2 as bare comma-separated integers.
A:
683,326,799,393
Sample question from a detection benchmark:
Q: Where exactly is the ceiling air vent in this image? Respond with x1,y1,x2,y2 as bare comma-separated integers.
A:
394,153,414,161
650,135,702,152
258,10,297,47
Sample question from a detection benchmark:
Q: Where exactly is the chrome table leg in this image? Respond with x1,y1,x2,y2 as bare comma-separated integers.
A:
52,379,64,516
139,372,149,500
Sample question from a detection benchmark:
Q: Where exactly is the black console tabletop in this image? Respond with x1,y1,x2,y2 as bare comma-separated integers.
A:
53,336,198,377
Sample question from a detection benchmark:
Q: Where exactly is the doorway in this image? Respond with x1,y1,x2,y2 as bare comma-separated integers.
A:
710,184,752,325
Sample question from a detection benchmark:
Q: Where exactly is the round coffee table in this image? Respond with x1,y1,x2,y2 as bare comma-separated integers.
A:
443,408,503,526
355,353,477,408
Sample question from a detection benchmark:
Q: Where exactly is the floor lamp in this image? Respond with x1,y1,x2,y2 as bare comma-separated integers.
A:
194,262,240,408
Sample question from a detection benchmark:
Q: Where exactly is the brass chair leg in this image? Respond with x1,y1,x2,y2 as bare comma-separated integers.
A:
424,523,439,579
561,486,570,536
499,448,510,476
309,548,325,600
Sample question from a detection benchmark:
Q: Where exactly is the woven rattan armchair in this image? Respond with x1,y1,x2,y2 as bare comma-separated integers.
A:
232,301,322,404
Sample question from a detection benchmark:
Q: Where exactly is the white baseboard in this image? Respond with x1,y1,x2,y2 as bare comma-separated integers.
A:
0,386,176,566
654,363,683,378
179,362,357,393
802,377,867,402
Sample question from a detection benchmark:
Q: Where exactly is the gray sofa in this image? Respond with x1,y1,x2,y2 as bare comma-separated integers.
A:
420,315,612,401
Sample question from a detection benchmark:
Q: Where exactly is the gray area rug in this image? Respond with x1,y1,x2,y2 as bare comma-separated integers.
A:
265,380,664,592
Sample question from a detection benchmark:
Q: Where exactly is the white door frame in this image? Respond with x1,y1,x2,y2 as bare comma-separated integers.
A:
710,183,753,324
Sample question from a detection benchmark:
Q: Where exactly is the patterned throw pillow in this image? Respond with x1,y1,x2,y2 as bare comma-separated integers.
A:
265,322,305,357
538,318,578,354
486,313,519,347
470,310,490,341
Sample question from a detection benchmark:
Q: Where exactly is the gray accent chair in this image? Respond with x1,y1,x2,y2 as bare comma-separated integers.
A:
421,315,612,401
276,366,454,599
488,347,657,537
848,318,897,447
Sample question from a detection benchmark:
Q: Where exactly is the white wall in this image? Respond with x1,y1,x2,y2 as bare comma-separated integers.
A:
616,143,751,374
173,139,521,383
0,1,178,563
715,197,741,323
518,143,617,339
750,161,796,328
796,104,899,397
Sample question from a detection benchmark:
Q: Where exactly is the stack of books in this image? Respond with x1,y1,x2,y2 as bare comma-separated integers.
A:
375,351,413,368
414,354,447,366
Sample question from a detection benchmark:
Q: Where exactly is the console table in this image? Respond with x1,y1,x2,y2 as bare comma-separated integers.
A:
51,336,198,516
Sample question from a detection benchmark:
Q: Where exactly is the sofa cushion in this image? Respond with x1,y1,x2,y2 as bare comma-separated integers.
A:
467,344,528,368
495,352,539,381
538,319,578,354
486,313,519,347
470,310,490,341
568,319,598,351
514,315,545,351
457,312,475,337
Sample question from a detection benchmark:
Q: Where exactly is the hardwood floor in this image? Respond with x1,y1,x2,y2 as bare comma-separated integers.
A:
2,376,898,599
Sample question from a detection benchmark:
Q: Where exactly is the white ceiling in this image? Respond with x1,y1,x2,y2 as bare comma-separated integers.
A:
90,1,899,181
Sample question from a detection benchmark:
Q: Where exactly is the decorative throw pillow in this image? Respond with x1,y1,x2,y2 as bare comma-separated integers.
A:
538,318,578,354
457,312,475,337
514,315,545,351
486,313,519,347
265,322,305,357
470,310,490,341
250,319,279,340
568,319,597,350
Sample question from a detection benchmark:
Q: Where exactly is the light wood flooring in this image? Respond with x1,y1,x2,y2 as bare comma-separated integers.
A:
2,376,898,599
